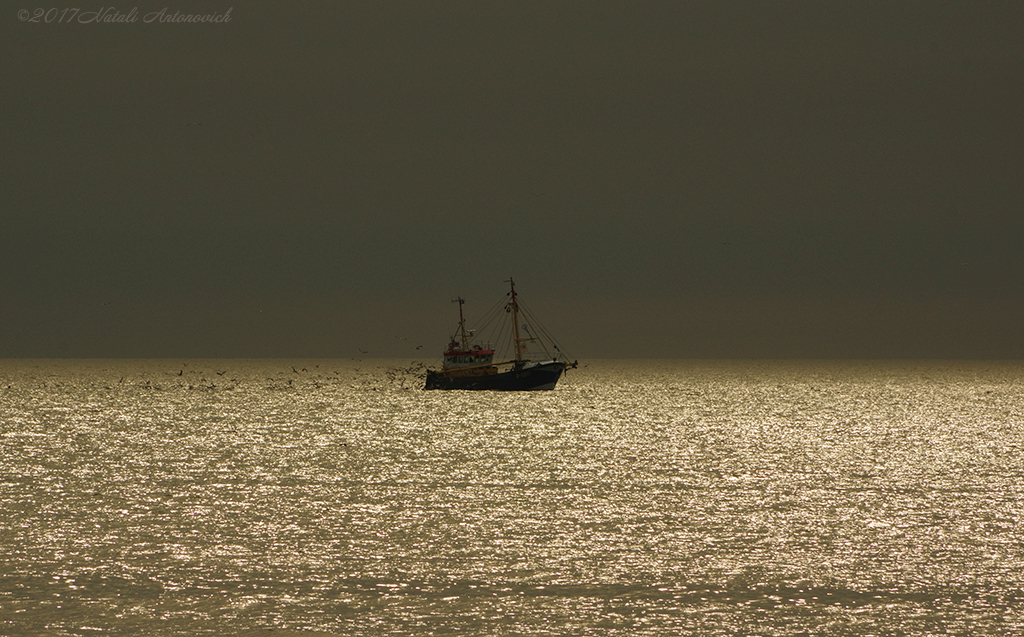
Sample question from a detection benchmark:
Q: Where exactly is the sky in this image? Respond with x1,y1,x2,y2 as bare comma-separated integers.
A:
2,1,1022,359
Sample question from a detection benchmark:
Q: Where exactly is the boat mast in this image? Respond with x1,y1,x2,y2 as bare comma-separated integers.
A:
507,278,524,362
453,296,469,348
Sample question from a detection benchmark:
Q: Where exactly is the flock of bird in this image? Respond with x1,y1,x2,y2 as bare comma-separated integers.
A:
108,361,435,393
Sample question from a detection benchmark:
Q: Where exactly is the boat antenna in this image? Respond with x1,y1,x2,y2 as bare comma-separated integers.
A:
453,296,469,348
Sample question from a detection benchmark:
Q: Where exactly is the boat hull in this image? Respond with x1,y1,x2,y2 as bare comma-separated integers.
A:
424,362,566,391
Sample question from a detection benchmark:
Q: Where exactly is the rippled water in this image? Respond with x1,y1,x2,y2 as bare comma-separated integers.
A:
2,359,1023,636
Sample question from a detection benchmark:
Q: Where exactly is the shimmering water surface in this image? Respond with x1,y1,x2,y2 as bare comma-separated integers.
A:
2,359,1023,636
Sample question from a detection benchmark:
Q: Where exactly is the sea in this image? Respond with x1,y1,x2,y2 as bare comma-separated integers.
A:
1,359,1023,636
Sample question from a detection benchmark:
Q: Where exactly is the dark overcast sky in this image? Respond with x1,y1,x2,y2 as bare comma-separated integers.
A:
2,1,1022,358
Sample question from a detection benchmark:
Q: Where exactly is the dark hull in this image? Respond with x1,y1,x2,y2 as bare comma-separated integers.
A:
424,362,566,391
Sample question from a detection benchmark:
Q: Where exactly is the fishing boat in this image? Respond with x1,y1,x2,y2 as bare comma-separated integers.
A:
424,279,576,391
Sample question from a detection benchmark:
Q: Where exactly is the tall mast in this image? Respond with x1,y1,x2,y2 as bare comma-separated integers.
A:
453,296,468,348
507,278,524,362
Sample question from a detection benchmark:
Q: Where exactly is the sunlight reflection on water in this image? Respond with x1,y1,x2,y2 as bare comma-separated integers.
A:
1,359,1023,635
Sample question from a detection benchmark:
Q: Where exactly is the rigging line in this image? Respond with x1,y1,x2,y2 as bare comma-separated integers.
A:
480,299,505,339
493,311,513,361
518,318,553,360
467,295,509,338
516,300,570,360
500,311,515,361
526,313,563,356
520,300,567,353
531,309,571,361
475,300,510,361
